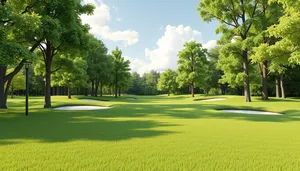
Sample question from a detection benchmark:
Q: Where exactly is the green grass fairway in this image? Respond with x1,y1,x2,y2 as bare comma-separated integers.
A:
1,95,300,170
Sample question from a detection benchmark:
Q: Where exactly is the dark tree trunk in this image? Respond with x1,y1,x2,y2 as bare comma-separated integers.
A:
0,66,7,109
100,83,103,97
118,88,121,97
84,88,88,96
243,51,251,102
261,61,269,100
280,74,285,99
95,80,99,97
275,76,280,98
44,62,51,108
68,86,71,99
91,80,95,96
168,91,170,96
191,84,194,98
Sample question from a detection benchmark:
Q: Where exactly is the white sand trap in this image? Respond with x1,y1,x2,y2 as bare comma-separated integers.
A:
126,98,137,100
53,106,111,111
196,98,226,102
221,110,282,115
80,99,107,102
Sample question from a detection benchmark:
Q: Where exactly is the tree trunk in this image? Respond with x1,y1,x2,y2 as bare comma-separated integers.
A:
0,66,7,109
44,60,52,108
118,88,121,97
275,76,280,98
243,51,251,102
168,91,170,96
68,85,71,99
95,80,99,97
280,74,285,99
91,80,95,96
100,83,103,97
84,88,88,96
261,60,269,100
191,84,194,98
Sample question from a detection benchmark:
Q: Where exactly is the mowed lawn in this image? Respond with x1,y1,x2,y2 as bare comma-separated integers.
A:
1,95,300,170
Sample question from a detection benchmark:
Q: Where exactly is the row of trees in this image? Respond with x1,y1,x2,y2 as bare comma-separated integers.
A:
0,0,131,109
196,0,300,102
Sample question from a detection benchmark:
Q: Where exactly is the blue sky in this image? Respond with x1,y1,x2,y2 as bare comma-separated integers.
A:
82,0,220,74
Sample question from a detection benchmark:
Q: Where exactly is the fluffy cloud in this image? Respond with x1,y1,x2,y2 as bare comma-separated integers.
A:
81,0,139,46
129,25,217,75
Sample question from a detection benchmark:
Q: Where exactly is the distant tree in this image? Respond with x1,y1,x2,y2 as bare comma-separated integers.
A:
111,47,131,98
177,41,208,97
157,69,178,96
127,72,144,95
52,57,88,99
86,39,112,97
142,70,160,95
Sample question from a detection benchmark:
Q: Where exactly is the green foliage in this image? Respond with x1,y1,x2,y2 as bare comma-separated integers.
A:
142,70,160,95
6,68,25,93
177,41,208,89
157,69,178,95
52,56,88,88
111,47,131,92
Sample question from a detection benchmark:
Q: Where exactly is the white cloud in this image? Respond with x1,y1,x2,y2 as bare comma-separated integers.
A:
127,25,217,75
203,40,217,50
81,0,139,46
116,17,122,22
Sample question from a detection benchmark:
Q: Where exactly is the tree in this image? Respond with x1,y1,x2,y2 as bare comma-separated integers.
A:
30,0,94,108
0,0,40,108
86,39,112,97
52,57,88,99
177,41,208,97
111,47,131,98
157,69,178,96
198,0,270,102
126,72,144,95
142,70,160,95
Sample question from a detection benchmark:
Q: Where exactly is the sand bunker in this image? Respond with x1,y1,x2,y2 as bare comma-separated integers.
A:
221,110,282,115
53,106,111,111
80,99,107,102
196,98,226,102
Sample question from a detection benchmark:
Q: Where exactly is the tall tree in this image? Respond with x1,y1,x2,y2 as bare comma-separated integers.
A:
31,0,94,108
111,47,131,98
0,0,40,108
177,41,208,97
198,0,270,102
157,69,178,96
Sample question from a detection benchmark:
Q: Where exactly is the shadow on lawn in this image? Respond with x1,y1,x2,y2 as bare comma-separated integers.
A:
0,109,178,145
2,97,300,145
95,103,300,123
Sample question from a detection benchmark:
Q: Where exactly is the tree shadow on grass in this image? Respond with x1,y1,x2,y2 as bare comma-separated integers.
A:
94,103,300,123
0,110,178,146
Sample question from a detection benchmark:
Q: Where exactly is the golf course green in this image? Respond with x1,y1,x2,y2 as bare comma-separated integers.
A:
1,95,300,170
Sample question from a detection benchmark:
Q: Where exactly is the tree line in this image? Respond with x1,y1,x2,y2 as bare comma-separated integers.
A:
0,0,130,109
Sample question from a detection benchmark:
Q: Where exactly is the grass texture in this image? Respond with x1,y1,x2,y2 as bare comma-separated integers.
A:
1,95,300,170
